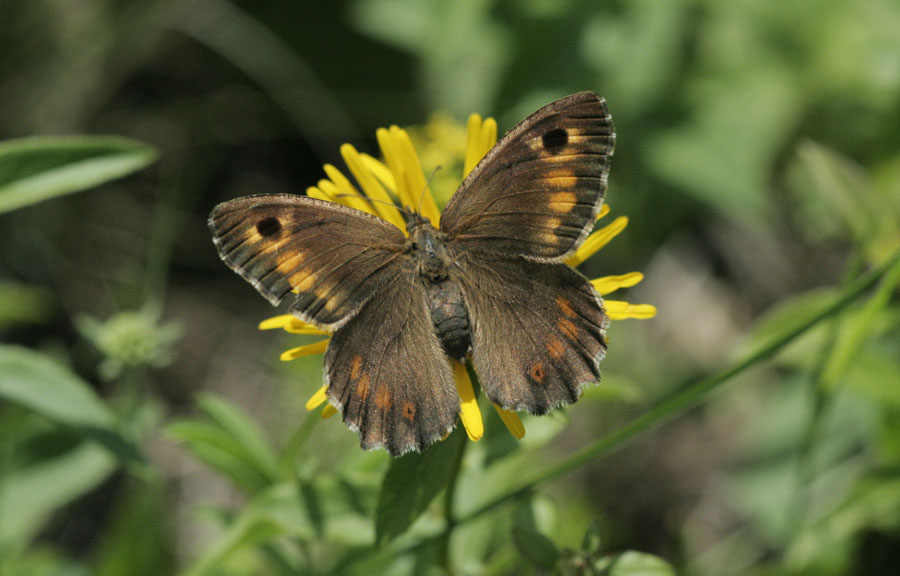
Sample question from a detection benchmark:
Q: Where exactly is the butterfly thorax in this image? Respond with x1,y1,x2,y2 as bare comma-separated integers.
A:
406,214,471,360
406,214,450,281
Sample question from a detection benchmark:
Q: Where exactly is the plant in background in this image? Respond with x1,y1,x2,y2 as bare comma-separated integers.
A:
77,309,182,381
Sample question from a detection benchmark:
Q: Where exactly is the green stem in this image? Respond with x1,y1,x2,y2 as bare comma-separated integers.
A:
455,249,900,527
789,250,865,529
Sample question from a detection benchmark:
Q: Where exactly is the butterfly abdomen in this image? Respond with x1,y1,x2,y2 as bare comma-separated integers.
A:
407,217,473,361
425,278,471,361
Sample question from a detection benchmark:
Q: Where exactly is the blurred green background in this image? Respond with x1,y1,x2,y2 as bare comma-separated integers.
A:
2,1,900,574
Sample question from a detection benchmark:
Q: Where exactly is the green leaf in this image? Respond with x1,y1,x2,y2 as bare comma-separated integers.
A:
0,282,55,328
511,525,561,569
375,428,464,545
788,141,878,245
820,255,900,389
0,135,157,214
181,483,313,576
581,521,603,555
92,483,174,576
0,442,117,548
196,394,280,479
0,346,142,465
165,394,280,493
600,551,676,575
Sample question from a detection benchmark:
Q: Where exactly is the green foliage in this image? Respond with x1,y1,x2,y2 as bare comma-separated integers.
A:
166,394,281,493
77,309,183,381
375,428,465,545
0,346,143,466
2,0,900,574
0,136,156,214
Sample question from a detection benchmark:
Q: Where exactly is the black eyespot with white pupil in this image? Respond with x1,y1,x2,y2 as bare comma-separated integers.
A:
256,216,282,237
542,127,568,153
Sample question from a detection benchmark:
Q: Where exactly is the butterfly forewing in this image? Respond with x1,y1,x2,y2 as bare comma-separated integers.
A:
209,195,407,330
441,92,614,261
453,253,608,414
325,274,460,456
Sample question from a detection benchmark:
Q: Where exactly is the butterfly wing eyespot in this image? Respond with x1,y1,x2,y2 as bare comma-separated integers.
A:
208,194,408,331
255,216,282,237
541,127,568,152
441,91,615,262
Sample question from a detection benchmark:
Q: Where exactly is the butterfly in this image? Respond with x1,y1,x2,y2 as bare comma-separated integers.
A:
209,92,615,456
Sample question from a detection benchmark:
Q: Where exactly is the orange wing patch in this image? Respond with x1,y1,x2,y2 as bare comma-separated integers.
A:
546,337,565,360
375,385,392,410
548,190,578,213
558,317,578,341
556,297,577,318
356,372,370,401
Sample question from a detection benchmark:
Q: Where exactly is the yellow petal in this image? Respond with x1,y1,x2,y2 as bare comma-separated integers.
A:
258,314,297,330
395,127,439,220
567,215,629,267
258,314,328,335
591,272,644,296
493,404,525,439
321,404,338,419
604,300,657,320
597,203,610,220
464,114,498,178
377,127,413,209
464,114,483,177
340,143,406,231
322,164,378,216
359,153,397,193
317,178,341,199
282,323,329,336
306,185,336,203
379,126,440,225
280,339,330,361
454,361,483,441
479,117,497,160
305,385,328,411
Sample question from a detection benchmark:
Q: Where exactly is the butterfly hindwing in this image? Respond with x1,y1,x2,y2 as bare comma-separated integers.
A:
453,252,608,414
209,195,407,330
325,273,460,456
441,92,614,261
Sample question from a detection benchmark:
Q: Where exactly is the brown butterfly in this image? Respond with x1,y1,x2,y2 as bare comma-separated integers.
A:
209,92,614,456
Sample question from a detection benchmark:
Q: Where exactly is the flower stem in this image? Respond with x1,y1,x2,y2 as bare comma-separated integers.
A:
455,249,900,527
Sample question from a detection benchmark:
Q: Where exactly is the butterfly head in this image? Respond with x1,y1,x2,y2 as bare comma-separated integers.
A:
405,212,450,282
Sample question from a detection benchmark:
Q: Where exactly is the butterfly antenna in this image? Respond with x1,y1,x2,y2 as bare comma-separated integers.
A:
334,193,410,217
416,165,442,215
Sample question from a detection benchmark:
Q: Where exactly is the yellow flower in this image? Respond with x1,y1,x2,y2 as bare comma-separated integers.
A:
261,110,656,444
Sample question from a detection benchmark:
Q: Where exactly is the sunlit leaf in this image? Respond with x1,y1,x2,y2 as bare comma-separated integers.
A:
0,136,157,214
